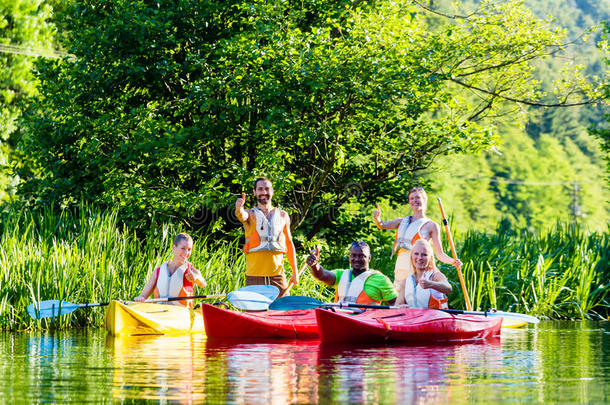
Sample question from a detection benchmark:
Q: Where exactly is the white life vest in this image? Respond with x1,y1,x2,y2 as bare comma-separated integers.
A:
155,262,189,306
244,207,287,253
336,270,377,303
393,216,430,253
404,270,448,309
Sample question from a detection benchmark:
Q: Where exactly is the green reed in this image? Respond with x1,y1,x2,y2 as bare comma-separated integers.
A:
0,204,327,330
439,223,610,320
2,204,608,329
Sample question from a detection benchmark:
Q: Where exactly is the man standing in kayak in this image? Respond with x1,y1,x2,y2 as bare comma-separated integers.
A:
305,241,397,305
395,239,452,309
235,177,298,296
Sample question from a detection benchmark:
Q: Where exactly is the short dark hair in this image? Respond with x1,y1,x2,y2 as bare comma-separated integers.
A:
253,177,272,189
173,233,193,246
350,241,370,251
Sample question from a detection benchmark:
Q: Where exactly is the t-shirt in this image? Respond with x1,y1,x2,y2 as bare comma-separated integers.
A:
245,250,285,276
331,269,397,304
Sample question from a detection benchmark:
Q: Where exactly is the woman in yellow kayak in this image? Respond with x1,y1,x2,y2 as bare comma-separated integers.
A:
134,233,207,307
395,239,452,308
373,186,461,290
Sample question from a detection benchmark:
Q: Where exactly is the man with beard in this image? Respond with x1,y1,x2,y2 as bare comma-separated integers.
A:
235,177,298,296
305,241,397,305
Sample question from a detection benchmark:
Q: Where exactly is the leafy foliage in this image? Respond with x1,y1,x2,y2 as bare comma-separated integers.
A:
0,0,56,199
16,0,602,232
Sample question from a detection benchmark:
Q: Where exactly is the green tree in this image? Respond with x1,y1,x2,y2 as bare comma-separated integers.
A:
17,0,603,232
0,0,56,200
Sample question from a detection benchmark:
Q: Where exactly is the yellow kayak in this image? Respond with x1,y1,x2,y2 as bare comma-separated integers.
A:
104,300,205,336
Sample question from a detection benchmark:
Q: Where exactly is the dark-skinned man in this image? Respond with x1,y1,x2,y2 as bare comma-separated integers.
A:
306,241,397,305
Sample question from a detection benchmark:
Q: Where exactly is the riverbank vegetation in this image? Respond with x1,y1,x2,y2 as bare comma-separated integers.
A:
1,206,607,331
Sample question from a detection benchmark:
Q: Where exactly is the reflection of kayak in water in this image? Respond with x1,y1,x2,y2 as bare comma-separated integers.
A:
105,300,204,336
106,333,205,403
201,303,319,339
316,308,502,344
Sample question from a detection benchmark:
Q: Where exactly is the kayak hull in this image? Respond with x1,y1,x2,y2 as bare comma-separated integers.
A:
105,300,205,336
201,303,319,339
315,307,502,344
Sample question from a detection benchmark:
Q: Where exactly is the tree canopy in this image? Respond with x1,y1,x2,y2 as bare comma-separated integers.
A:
17,0,604,233
0,0,56,200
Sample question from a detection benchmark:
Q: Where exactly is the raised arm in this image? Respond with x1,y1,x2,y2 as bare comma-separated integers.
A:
234,193,250,225
305,251,336,286
372,203,403,230
429,222,463,268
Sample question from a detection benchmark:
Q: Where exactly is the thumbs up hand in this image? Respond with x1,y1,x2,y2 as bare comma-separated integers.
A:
373,203,381,221
306,248,320,270
235,192,246,210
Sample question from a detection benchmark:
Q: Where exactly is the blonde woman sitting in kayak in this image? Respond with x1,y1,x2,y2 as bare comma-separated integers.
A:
306,241,397,306
134,233,207,307
396,239,452,309
373,186,462,290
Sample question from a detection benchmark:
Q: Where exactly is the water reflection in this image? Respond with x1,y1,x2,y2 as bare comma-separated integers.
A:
107,334,206,403
1,322,609,403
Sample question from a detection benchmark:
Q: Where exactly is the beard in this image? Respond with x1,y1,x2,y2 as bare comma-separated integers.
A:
256,195,269,204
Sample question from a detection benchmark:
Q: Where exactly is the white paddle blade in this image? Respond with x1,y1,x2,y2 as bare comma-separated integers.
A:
227,291,272,311
27,300,79,319
491,310,540,324
238,285,280,301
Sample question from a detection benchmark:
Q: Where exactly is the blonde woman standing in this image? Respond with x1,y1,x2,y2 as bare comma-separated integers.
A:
373,186,461,290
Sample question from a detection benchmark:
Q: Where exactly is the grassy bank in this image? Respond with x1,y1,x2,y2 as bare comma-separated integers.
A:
0,205,327,330
1,206,608,330
441,223,609,319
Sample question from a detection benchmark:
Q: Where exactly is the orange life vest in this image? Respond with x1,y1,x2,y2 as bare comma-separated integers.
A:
334,270,381,305
153,262,195,307
404,270,448,309
393,216,429,253
243,207,288,253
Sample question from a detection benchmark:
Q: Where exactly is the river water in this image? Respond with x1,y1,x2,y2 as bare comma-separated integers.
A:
1,321,609,404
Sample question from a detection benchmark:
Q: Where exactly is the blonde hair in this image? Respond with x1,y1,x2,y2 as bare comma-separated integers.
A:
410,239,435,270
407,186,428,204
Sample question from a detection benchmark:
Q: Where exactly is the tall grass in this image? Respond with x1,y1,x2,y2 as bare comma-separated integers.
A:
440,223,610,320
2,205,608,330
0,204,326,330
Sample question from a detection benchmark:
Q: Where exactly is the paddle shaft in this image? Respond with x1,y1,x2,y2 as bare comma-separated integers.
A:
324,303,537,323
437,197,472,311
285,262,308,294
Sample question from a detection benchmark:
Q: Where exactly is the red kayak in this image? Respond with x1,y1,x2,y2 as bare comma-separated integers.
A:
315,307,502,344
201,303,319,339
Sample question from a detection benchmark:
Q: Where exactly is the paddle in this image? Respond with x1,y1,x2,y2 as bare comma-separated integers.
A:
437,197,472,311
28,285,279,319
284,248,318,295
269,296,540,324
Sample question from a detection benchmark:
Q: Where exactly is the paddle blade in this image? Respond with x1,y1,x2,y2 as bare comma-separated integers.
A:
491,310,540,324
237,285,280,302
268,296,325,311
27,300,80,319
227,291,272,311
